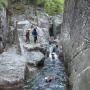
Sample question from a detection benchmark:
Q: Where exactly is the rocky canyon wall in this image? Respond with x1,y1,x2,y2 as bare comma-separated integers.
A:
61,0,90,90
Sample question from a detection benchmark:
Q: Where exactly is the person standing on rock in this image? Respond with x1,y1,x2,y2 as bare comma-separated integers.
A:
26,30,30,43
32,27,38,43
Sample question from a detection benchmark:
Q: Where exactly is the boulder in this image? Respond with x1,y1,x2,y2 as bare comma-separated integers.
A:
24,64,38,81
53,15,63,37
26,51,45,67
24,43,46,55
0,47,25,89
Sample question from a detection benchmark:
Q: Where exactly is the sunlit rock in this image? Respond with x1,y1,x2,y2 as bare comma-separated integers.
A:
0,47,25,88
26,51,45,67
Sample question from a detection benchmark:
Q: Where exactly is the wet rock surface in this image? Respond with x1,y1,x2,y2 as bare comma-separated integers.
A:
23,44,67,90
24,59,67,90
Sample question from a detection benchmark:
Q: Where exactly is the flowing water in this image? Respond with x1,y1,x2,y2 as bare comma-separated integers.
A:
23,43,67,90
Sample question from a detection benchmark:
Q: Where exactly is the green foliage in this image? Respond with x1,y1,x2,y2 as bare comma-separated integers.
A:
36,0,45,6
29,0,64,15
16,0,64,16
15,3,24,10
44,0,64,15
28,0,36,5
0,0,8,9
15,3,25,14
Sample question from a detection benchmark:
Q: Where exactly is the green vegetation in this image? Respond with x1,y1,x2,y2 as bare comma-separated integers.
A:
10,0,64,16
15,3,25,14
36,0,64,15
15,3,24,10
44,0,64,15
23,0,64,16
0,0,8,9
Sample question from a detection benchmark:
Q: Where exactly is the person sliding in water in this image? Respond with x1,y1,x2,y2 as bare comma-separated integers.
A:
45,75,55,83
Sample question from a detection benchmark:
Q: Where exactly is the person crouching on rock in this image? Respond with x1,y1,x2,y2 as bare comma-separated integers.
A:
26,30,30,43
32,27,38,43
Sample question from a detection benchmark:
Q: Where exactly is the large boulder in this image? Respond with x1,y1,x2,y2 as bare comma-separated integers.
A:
24,64,38,81
26,51,45,67
24,43,47,55
24,51,45,81
53,15,63,37
0,47,25,89
38,13,50,29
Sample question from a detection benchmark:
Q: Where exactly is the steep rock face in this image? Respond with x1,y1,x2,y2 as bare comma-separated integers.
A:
61,0,90,90
53,15,63,37
0,8,8,48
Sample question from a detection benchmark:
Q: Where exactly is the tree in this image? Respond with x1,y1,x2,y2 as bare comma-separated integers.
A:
44,0,64,15
36,0,45,7
0,0,8,9
28,0,64,16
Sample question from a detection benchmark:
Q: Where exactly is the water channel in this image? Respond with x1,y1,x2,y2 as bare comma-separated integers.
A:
23,43,67,90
